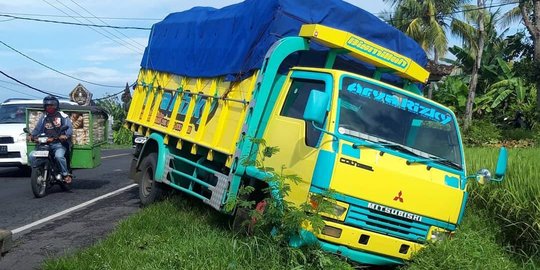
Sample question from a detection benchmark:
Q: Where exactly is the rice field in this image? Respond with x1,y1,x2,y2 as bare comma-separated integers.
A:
465,147,540,256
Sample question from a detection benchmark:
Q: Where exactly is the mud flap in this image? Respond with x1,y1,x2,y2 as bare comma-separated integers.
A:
128,157,140,183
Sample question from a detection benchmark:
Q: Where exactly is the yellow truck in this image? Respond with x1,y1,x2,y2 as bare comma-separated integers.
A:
126,0,507,265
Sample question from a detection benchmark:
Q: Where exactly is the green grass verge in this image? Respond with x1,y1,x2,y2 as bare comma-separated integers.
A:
43,196,351,270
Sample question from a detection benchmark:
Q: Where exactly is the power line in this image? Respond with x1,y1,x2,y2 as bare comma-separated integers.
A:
0,40,125,88
383,1,519,24
0,14,151,30
0,12,161,21
67,0,146,48
0,70,68,98
0,84,43,98
94,88,127,101
0,78,66,97
40,0,143,54
49,0,143,52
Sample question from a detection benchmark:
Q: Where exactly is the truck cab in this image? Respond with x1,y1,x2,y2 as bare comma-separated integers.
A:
261,66,465,264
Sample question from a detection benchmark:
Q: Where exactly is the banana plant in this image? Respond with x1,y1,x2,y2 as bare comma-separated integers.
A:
433,75,469,115
476,58,534,114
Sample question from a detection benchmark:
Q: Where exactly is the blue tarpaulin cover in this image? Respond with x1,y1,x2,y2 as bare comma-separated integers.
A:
141,0,427,80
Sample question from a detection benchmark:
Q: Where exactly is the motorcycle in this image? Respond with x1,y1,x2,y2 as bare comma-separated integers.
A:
24,127,72,198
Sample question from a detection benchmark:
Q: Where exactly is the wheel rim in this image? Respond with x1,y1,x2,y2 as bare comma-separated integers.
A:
141,167,153,197
35,168,47,194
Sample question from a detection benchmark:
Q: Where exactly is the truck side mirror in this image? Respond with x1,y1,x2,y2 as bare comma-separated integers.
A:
494,147,508,180
303,90,329,126
474,147,508,184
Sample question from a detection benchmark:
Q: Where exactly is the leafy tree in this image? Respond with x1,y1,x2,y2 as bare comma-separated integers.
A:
96,96,125,131
502,0,540,114
449,4,509,128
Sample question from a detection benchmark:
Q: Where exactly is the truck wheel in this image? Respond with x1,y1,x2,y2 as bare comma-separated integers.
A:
139,153,164,206
31,167,47,198
231,207,250,234
232,200,267,235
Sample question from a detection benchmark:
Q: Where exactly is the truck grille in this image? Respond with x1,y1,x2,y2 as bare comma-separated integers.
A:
0,137,14,144
345,204,430,243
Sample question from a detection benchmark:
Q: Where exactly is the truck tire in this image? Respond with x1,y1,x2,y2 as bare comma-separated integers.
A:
139,153,165,206
231,206,250,234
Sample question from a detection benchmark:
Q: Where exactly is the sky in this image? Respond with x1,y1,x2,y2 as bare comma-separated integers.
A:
0,0,395,103
1,0,522,105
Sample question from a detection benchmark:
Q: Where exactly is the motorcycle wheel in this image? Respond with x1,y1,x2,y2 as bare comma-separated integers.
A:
31,167,47,198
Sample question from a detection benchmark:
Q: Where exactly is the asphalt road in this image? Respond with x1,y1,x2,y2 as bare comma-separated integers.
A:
0,148,141,270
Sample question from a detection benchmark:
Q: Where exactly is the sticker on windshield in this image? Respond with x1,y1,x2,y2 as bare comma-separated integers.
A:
346,82,452,125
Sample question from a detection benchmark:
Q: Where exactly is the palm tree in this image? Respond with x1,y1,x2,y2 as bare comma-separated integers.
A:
383,0,467,62
452,1,487,130
501,0,540,114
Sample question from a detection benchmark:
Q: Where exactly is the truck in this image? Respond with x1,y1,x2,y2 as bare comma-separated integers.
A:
126,0,508,265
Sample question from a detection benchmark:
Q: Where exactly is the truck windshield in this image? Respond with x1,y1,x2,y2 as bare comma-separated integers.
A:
0,104,26,124
338,76,462,166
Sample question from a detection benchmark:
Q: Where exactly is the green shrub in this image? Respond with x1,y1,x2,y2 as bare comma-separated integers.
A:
462,120,501,146
501,128,536,141
113,126,132,145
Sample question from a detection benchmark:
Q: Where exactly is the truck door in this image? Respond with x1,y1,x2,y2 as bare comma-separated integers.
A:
262,71,333,206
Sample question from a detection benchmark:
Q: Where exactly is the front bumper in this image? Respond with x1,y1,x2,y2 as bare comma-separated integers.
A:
316,220,425,265
0,141,28,167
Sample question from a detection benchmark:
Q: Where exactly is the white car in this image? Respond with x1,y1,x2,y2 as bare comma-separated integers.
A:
0,98,77,169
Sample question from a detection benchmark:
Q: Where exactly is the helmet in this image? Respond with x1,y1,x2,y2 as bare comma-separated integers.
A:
43,95,60,110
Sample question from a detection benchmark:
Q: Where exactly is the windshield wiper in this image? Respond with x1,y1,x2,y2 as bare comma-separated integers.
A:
354,139,462,170
407,156,462,170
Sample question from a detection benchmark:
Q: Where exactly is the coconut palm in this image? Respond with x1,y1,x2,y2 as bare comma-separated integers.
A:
383,0,467,62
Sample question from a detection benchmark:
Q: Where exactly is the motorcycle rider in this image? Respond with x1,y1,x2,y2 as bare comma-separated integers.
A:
29,95,74,183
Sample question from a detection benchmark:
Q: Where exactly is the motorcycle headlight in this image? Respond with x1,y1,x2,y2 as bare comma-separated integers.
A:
38,137,48,144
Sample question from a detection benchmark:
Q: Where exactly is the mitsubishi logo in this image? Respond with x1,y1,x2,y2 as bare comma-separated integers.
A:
393,191,404,203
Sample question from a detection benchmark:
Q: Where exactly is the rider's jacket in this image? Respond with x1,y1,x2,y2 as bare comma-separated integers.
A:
31,111,73,141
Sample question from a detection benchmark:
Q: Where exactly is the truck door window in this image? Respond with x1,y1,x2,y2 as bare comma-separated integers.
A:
280,78,326,147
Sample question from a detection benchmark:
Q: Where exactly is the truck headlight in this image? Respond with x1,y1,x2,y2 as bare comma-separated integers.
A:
308,194,348,221
429,227,454,243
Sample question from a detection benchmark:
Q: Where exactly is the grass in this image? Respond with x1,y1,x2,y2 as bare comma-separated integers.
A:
402,208,535,270
43,147,540,269
43,196,351,270
465,147,540,257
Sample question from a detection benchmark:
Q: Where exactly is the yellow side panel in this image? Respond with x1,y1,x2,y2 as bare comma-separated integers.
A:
126,69,257,157
263,116,321,207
